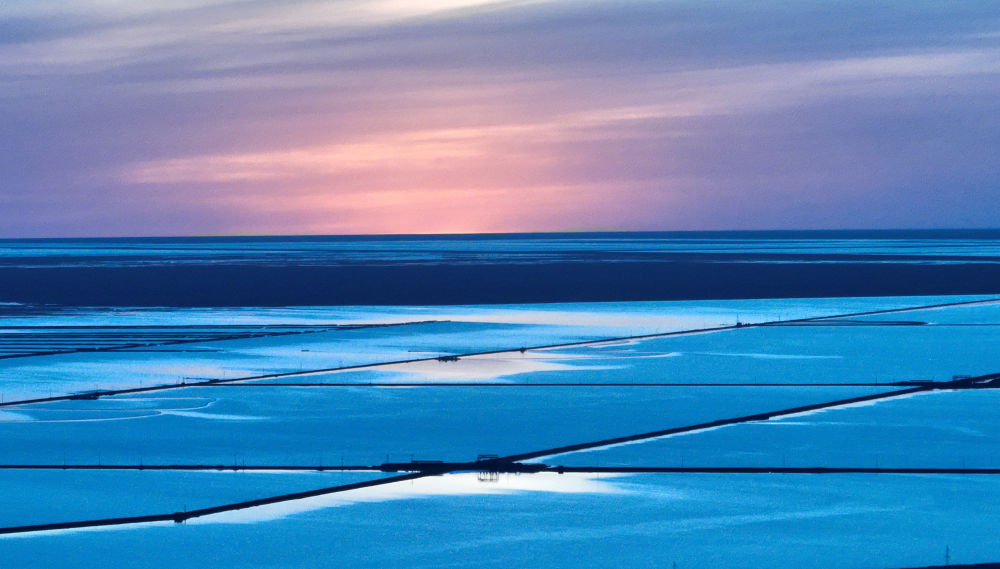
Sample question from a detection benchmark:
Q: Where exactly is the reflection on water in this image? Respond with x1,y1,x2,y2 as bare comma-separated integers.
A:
194,472,627,525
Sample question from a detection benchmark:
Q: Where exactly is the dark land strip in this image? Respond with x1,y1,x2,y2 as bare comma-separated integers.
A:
2,464,1000,475
3,372,998,535
2,296,996,408
4,259,1000,306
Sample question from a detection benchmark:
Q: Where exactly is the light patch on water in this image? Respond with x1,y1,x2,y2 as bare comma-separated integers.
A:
775,389,943,420
192,472,625,525
163,410,264,421
582,339,643,348
0,411,160,423
375,349,628,382
430,310,721,332
612,352,682,360
375,354,584,381
0,410,32,422
91,396,214,407
6,396,226,422
24,397,215,412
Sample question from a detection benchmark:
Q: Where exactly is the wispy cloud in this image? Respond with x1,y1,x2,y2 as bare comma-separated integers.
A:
121,47,1000,185
1,0,999,236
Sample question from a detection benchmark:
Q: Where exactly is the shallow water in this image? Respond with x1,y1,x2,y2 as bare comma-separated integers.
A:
2,296,1000,568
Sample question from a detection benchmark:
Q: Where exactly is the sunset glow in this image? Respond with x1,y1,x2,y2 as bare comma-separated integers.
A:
2,1,999,236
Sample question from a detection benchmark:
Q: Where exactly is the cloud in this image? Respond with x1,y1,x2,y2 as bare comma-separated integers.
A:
1,1,999,236
118,46,1000,186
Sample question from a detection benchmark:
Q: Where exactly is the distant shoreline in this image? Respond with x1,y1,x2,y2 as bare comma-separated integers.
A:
4,233,1000,306
3,260,1000,307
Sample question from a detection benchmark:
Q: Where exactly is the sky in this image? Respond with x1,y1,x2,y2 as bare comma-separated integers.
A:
1,0,999,237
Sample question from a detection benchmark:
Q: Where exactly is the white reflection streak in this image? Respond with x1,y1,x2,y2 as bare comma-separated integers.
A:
191,472,624,525
773,389,943,421
537,390,946,460
377,355,574,381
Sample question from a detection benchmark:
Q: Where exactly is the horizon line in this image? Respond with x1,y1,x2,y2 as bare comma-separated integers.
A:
0,226,1000,242
3,227,1000,242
